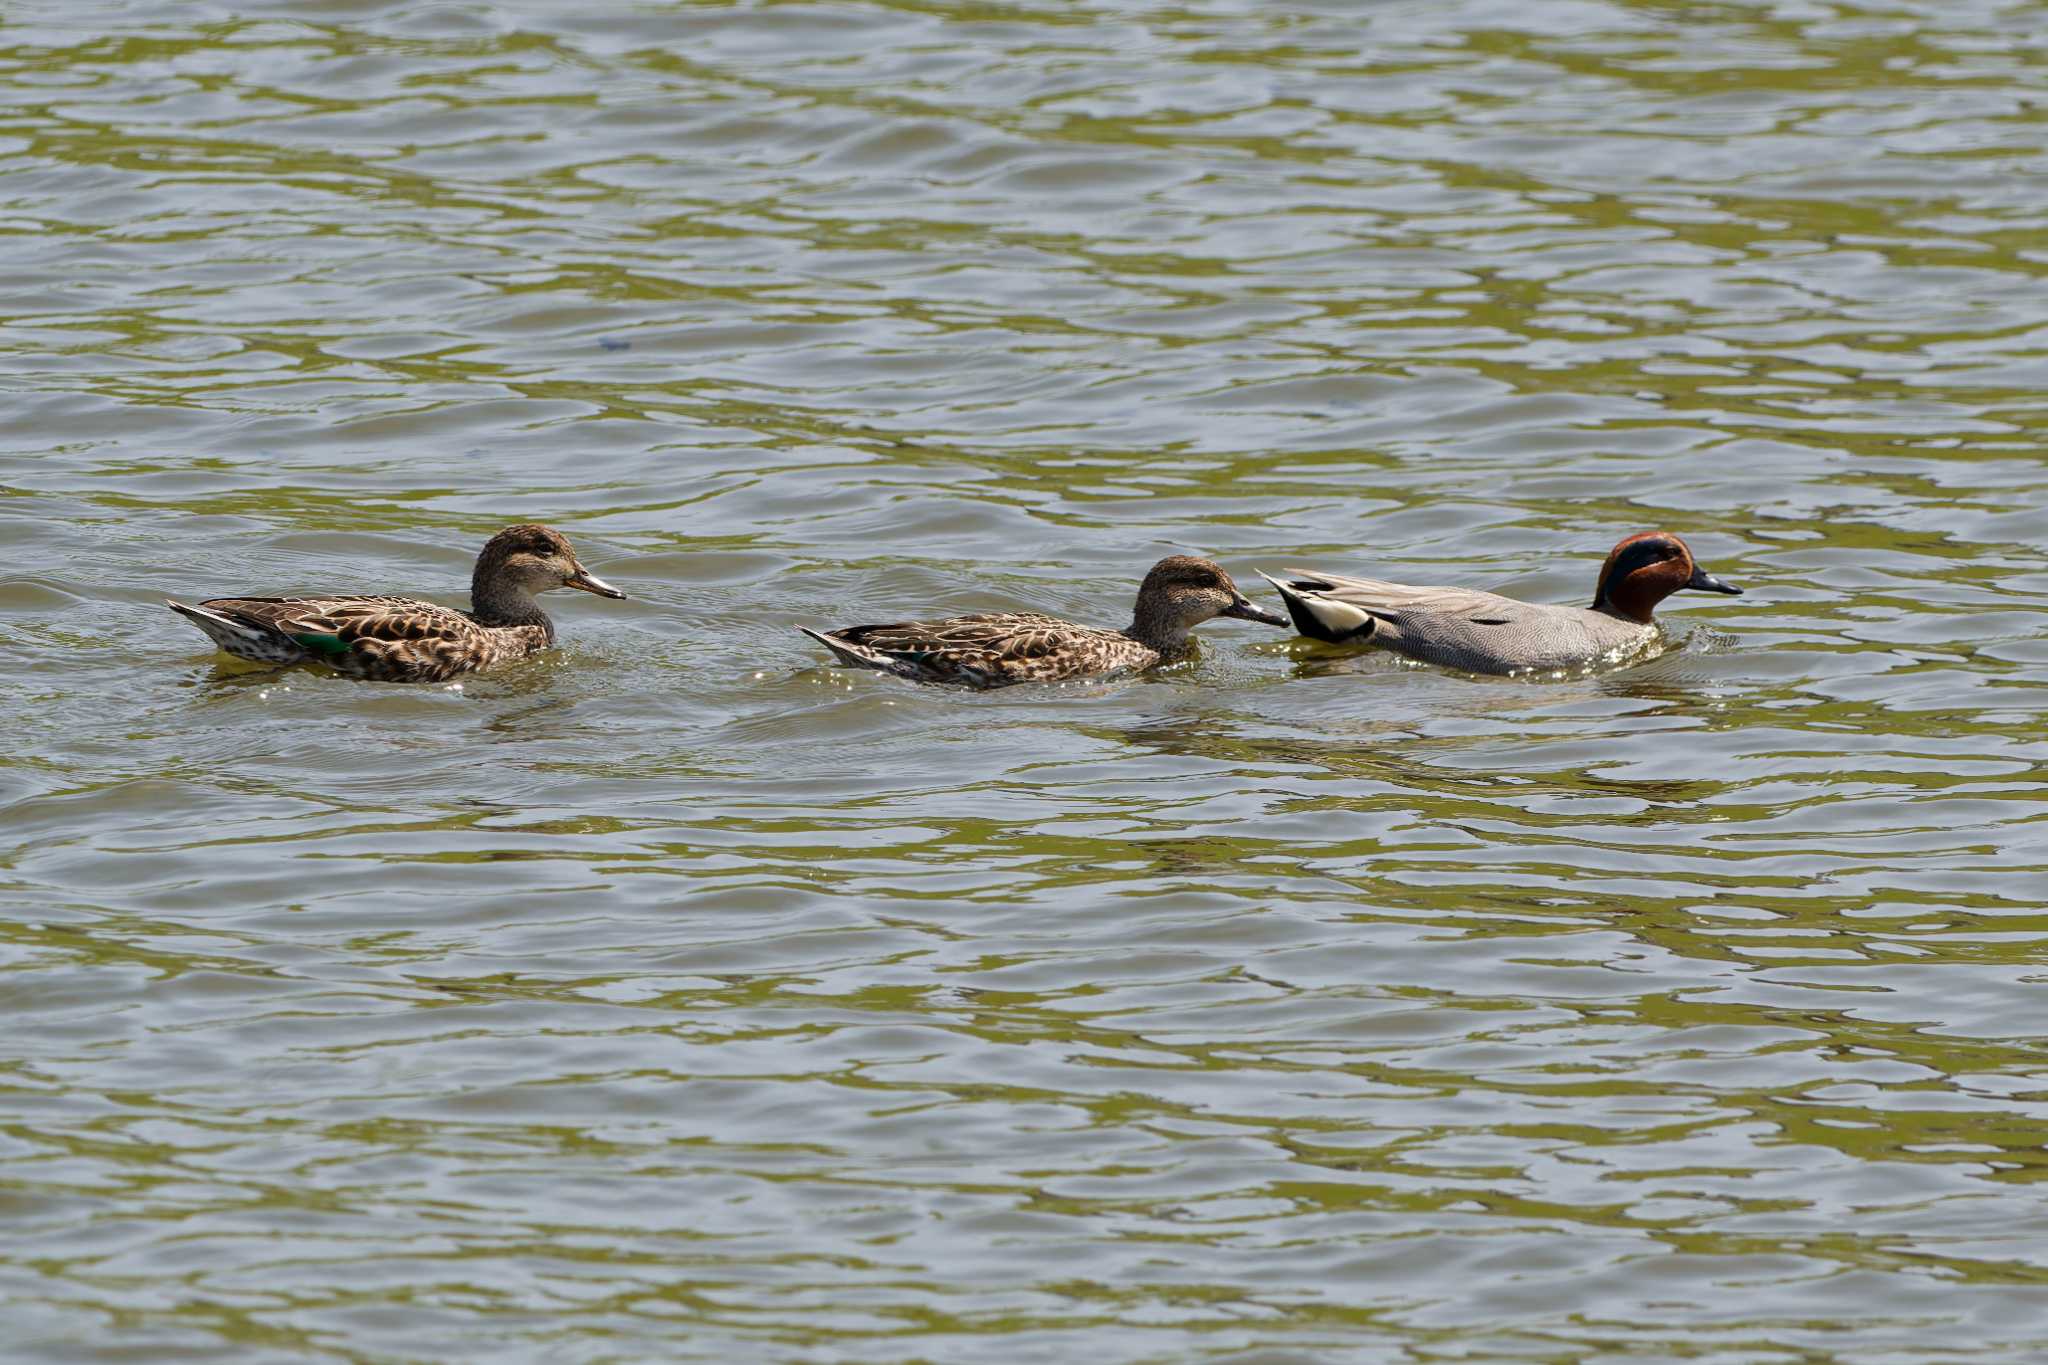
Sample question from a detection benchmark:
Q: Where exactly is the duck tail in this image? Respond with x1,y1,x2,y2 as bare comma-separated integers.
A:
800,625,891,671
1253,571,1377,644
166,599,278,653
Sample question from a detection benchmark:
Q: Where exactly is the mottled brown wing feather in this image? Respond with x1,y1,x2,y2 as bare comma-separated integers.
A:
204,594,480,646
828,612,1153,687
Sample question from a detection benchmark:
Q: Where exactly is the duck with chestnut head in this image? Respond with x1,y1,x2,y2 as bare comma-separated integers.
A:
166,523,627,683
802,554,1289,688
1258,531,1742,676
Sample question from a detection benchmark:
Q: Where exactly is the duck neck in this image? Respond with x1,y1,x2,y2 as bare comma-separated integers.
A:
1124,606,1190,655
1595,570,1673,626
471,574,555,643
1594,591,1657,626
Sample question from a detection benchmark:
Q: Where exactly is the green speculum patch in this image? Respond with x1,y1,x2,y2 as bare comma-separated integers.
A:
291,632,352,656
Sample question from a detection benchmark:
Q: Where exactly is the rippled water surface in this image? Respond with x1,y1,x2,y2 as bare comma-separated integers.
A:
7,0,2048,1358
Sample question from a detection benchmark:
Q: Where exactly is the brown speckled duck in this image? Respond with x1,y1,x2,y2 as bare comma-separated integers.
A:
1259,531,1742,675
803,554,1289,688
166,524,626,683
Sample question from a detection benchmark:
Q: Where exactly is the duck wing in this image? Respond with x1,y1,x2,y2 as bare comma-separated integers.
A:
1279,570,1526,621
1261,568,1530,642
195,594,481,653
805,612,1153,687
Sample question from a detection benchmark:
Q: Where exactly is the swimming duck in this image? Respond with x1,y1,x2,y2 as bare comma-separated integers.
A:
1258,531,1741,675
166,523,626,683
803,554,1289,688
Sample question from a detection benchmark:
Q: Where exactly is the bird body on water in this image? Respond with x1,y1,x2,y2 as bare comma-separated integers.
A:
166,524,626,683
804,554,1289,688
1260,531,1743,675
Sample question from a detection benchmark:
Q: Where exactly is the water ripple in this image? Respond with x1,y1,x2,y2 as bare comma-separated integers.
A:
5,0,2048,1358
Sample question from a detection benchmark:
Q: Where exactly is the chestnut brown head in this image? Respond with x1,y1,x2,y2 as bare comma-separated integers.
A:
1592,532,1740,624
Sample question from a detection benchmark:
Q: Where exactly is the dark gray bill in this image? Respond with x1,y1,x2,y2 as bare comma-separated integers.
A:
565,567,627,599
1685,564,1742,595
1223,597,1291,626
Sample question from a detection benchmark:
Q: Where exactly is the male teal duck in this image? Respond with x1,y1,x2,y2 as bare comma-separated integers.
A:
166,523,626,683
803,554,1289,688
1259,531,1742,676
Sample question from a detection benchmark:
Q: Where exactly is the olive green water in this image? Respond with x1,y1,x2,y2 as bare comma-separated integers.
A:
6,1,2048,1360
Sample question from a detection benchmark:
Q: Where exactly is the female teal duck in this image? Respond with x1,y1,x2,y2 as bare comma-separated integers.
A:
166,524,626,683
803,554,1289,688
1259,531,1742,675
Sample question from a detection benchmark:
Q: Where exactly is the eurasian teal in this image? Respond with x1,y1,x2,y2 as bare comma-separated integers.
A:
167,523,627,683
804,554,1289,688
1259,531,1742,675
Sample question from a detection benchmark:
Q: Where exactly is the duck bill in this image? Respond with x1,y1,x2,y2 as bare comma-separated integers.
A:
1684,564,1742,596
1222,596,1290,627
565,565,627,599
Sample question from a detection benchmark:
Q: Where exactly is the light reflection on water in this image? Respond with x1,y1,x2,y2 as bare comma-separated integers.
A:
4,0,2048,1358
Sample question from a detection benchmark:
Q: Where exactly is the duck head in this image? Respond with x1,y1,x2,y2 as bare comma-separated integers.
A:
471,524,625,628
1592,531,1740,625
1129,554,1289,652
